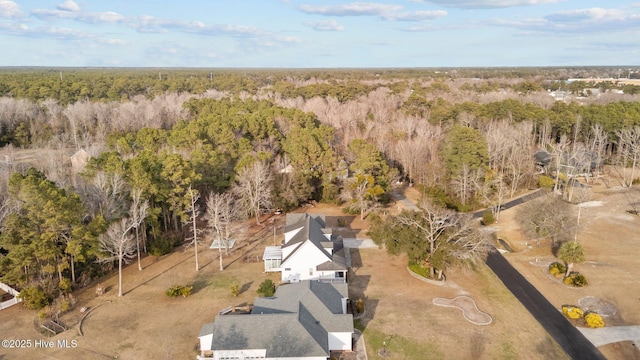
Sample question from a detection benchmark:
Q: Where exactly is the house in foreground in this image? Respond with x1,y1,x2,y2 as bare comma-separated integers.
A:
197,280,353,360
262,213,348,283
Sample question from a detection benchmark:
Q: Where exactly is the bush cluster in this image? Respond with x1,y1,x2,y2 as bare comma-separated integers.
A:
165,285,193,298
230,284,240,297
584,312,605,328
257,279,275,297
562,305,606,328
548,262,566,278
562,305,584,319
563,272,588,287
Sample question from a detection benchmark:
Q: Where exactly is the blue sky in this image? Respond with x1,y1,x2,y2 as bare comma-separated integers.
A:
0,0,638,67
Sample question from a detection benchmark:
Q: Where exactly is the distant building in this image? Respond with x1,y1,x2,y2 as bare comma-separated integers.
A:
70,148,90,173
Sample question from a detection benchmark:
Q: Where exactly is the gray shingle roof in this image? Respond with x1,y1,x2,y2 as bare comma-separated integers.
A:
281,214,345,272
201,281,353,358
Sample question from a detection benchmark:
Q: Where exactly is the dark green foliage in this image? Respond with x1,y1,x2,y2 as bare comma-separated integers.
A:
257,279,276,297
441,125,489,176
0,168,102,301
149,232,181,257
367,212,426,263
18,286,52,310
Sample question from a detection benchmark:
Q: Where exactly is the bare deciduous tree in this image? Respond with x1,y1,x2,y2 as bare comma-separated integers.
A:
130,189,149,271
615,126,640,187
397,199,490,280
233,161,273,224
98,218,137,297
516,195,577,247
183,187,202,271
92,171,128,221
205,191,234,271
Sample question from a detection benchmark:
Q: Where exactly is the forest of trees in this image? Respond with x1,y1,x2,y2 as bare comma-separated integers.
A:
1,67,640,309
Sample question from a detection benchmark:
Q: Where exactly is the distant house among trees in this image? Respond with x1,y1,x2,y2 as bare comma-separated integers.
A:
197,280,353,359
70,148,91,173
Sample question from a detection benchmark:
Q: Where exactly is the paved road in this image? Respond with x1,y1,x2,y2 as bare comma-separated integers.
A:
391,192,419,211
473,189,547,218
485,249,607,360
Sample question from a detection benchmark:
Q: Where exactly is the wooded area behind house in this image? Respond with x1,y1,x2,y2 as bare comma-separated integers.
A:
1,67,640,310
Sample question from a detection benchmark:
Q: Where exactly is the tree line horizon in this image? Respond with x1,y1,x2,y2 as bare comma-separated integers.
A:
0,67,639,309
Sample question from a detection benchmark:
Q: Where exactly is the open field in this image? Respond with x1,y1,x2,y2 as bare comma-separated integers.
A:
1,181,639,359
493,182,640,360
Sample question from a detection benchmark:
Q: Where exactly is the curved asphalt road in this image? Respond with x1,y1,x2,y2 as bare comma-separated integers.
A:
486,249,607,360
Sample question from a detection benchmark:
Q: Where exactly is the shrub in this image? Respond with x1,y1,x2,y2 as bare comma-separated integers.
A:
481,210,495,225
230,284,240,297
538,175,555,190
408,262,431,278
584,312,605,328
19,286,52,310
548,262,566,278
356,298,364,313
58,278,73,293
562,305,584,319
257,279,275,297
165,285,193,298
564,272,588,287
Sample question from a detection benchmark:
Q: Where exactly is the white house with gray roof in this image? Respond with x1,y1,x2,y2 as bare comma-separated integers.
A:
263,214,347,283
197,280,353,360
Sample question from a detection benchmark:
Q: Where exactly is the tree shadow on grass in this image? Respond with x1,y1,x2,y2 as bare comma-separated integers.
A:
191,277,210,295
239,281,253,296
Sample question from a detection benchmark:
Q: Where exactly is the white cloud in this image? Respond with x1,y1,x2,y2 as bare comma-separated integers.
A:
0,0,22,18
298,2,403,16
545,8,625,22
412,0,562,9
305,19,344,31
57,0,79,12
489,7,640,34
32,9,82,20
383,10,447,21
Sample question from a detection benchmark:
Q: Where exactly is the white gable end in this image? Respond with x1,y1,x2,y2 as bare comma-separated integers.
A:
284,226,303,244
281,241,331,283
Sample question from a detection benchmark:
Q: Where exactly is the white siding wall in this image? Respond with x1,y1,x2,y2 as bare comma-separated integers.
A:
328,332,352,351
199,334,213,351
281,242,329,283
213,349,266,360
